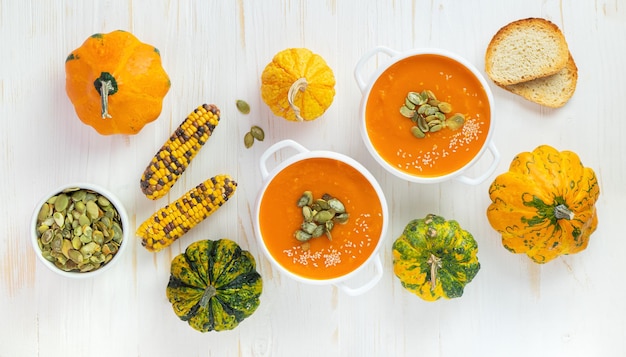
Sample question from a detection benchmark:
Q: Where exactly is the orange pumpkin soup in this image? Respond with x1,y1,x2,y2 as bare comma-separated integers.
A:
365,54,491,177
258,157,384,280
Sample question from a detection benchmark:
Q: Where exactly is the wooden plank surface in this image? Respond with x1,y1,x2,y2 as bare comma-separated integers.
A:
1,1,624,356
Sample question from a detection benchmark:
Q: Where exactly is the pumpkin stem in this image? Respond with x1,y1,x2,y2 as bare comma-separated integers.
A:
288,77,308,122
93,72,118,119
554,204,574,220
199,285,218,308
426,254,442,292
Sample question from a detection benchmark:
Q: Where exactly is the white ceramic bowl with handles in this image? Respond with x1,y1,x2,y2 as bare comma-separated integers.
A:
253,139,389,296
354,46,500,185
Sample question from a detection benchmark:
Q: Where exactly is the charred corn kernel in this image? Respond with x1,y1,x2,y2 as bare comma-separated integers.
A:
137,174,237,252
140,104,220,200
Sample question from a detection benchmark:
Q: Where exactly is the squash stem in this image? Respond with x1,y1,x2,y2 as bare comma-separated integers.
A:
99,80,114,119
199,285,217,308
554,204,574,220
427,254,442,292
93,72,118,119
288,77,308,122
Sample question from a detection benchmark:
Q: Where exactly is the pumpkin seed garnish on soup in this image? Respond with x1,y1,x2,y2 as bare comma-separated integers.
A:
399,89,466,139
294,191,349,247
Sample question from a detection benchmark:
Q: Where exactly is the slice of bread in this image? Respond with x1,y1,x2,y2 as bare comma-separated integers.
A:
485,18,570,86
504,54,577,108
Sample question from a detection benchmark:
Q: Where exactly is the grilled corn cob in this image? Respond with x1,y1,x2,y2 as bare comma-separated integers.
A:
140,104,220,200
137,174,237,252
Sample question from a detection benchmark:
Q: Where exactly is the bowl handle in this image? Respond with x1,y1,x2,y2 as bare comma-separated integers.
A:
335,253,383,296
354,46,399,93
259,139,309,179
455,141,501,185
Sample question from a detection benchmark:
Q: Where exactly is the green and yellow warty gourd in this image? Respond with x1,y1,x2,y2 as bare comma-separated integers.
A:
392,214,480,301
166,239,262,332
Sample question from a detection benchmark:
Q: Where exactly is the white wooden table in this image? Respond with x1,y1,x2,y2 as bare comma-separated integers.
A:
1,1,624,356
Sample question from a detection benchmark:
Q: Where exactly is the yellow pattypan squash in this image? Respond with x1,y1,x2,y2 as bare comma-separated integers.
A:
261,48,335,121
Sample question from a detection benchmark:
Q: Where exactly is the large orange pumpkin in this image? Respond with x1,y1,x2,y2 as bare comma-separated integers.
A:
65,30,171,135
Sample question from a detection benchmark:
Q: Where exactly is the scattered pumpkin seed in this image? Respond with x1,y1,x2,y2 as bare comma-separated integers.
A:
243,125,266,149
250,126,265,141
34,188,123,273
244,132,254,148
236,99,250,114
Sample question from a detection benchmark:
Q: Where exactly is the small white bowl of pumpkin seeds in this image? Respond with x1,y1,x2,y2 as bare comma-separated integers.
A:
31,183,130,278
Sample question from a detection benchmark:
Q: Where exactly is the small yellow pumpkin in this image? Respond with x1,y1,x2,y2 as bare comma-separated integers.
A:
260,48,335,121
65,30,171,135
487,145,600,263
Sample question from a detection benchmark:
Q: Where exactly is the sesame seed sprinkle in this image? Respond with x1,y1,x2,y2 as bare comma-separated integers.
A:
395,118,483,172
281,213,378,269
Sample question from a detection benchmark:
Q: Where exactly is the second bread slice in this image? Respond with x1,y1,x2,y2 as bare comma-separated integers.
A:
504,54,578,108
